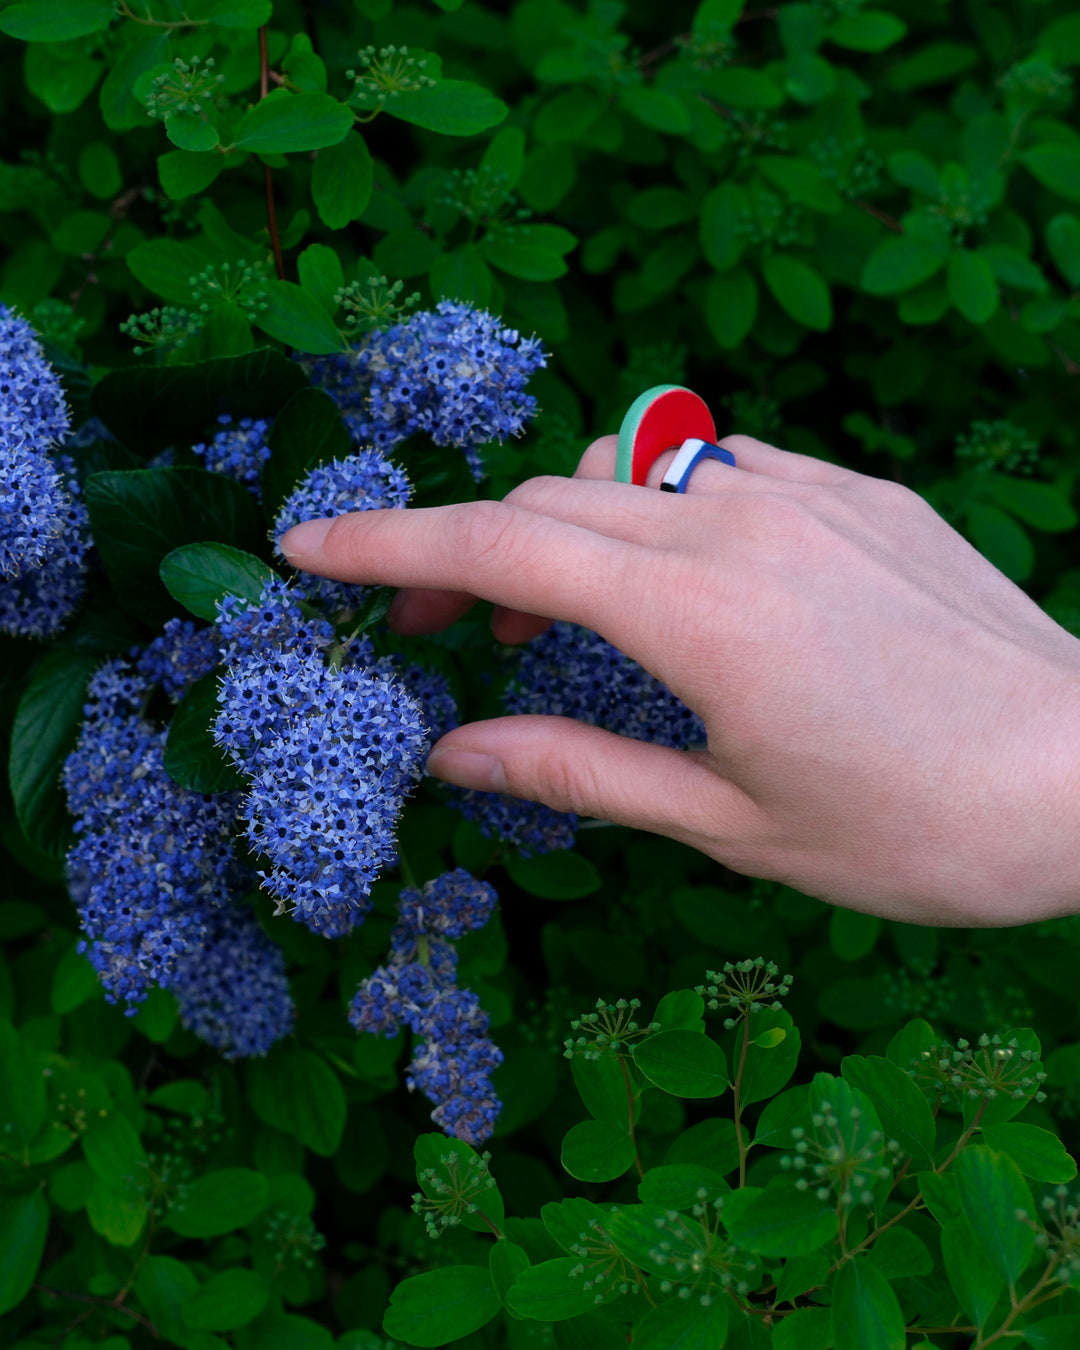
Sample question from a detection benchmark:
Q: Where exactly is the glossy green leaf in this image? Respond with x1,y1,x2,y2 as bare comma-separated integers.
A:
1023,1317,1080,1350
758,156,843,213
234,91,354,153
840,1054,936,1169
160,542,276,621
980,1122,1076,1183
725,1183,836,1256
705,267,758,350
413,1134,505,1233
948,250,999,324
707,67,784,108
167,1168,270,1238
164,670,247,794
490,1239,530,1312
634,1030,728,1098
1,0,114,42
829,10,906,50
1023,144,1080,202
762,253,832,330
505,1258,599,1321
633,1298,729,1350
183,1269,270,1331
383,1266,500,1345
1047,214,1080,287
505,850,601,899
388,81,508,136
967,503,1034,582
248,1045,346,1155
941,1219,1003,1328
312,132,373,229
158,149,224,200
700,182,748,272
774,1306,833,1350
832,1257,905,1350
484,224,577,281
261,386,351,521
51,943,101,1014
165,109,220,153
255,280,347,355
560,1119,636,1182
638,1163,728,1210
984,476,1077,532
828,907,881,961
0,1192,49,1315
653,988,706,1034
954,1146,1035,1283
739,1008,801,1105
861,236,947,295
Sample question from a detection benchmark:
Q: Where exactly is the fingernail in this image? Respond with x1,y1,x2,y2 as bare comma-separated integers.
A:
426,748,507,793
280,516,333,559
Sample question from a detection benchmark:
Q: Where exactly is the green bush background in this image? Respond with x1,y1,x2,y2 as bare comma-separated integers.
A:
3,0,1080,1346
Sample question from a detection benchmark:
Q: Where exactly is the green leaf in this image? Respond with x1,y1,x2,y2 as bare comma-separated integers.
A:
430,247,493,306
984,476,1077,532
626,187,696,230
832,1257,905,1350
311,132,373,229
840,1055,936,1170
967,503,1034,582
84,467,262,623
654,988,706,1034
413,1134,505,1234
1023,144,1080,202
619,85,692,134
126,236,218,305
571,1055,633,1125
754,1083,811,1147
247,1044,347,1155
384,1266,500,1345
165,109,220,153
159,149,224,200
725,1184,836,1256
828,907,880,961
167,1168,270,1238
638,1163,727,1210
0,1191,49,1316
758,157,843,213
560,1119,637,1182
774,1306,833,1350
100,28,167,129
483,224,577,281
706,67,784,108
490,1239,530,1312
784,51,836,104
373,228,442,278
861,236,947,295
553,1315,627,1350
251,1315,334,1350
762,253,832,330
83,1111,146,1191
0,0,114,41
505,1258,599,1322
234,90,354,154
829,10,906,51
941,1219,1003,1327
541,1197,608,1254
26,44,103,114
161,542,277,621
262,386,352,521
633,1030,728,1098
888,41,977,91
87,1175,148,1245
705,268,758,350
979,1123,1077,1183
10,651,98,856
633,1298,730,1350
0,1021,46,1148
888,150,941,197
164,670,247,794
1047,213,1080,287
136,1259,200,1343
93,348,308,455
701,183,748,272
505,850,600,899
51,943,101,1014
480,125,527,192
184,1269,270,1331
388,81,508,136
739,1008,801,1105
1024,1317,1080,1350
191,0,272,26
255,280,347,355
281,32,326,93
866,1226,932,1279
948,250,999,324
297,243,344,315
954,1146,1035,1283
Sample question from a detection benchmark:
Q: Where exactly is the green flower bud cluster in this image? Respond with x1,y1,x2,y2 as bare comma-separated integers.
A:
190,260,271,318
675,23,737,72
335,275,420,335
348,46,437,117
809,136,884,200
563,998,660,1060
647,1202,757,1302
956,419,1039,475
697,958,793,1032
411,1149,497,1239
437,167,528,229
119,305,201,357
908,1034,1048,1109
135,1150,194,1222
882,968,957,1021
738,188,803,250
144,55,224,121
999,56,1073,108
781,1108,899,1210
620,342,689,403
567,1218,643,1303
810,0,865,19
263,1210,327,1269
1031,1186,1080,1282
29,299,85,356
722,391,781,439
732,113,790,159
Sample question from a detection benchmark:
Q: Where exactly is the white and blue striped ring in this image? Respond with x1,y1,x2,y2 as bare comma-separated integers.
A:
659,438,737,494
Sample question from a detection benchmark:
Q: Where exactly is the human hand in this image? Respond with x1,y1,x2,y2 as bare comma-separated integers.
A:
281,435,1080,927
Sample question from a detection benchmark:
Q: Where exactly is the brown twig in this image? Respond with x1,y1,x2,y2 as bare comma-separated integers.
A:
70,187,143,309
258,26,286,281
34,1285,158,1336
855,200,903,233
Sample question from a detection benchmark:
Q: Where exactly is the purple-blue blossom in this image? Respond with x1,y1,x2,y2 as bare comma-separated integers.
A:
349,870,502,1144
192,414,272,496
0,455,91,639
137,618,220,702
305,301,546,480
447,790,578,857
214,580,427,937
273,450,411,612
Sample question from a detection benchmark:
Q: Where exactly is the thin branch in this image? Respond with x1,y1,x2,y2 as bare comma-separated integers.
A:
117,2,208,29
34,1285,158,1337
855,200,903,233
618,1053,645,1180
258,26,286,281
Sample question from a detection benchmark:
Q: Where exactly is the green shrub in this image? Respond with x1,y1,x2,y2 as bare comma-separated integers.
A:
2,0,1080,1347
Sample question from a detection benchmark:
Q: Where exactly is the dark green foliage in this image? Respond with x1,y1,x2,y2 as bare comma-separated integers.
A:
5,0,1080,1347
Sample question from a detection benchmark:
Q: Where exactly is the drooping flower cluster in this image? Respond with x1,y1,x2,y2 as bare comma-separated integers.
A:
192,414,273,496
449,623,703,854
0,301,71,577
273,450,411,612
0,306,91,637
349,869,503,1143
136,617,219,702
63,628,293,1058
306,300,546,479
214,579,429,937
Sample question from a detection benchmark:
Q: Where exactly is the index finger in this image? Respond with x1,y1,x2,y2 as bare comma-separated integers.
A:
280,498,646,644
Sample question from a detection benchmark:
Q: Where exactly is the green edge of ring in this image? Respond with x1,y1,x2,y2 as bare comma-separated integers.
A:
615,385,686,483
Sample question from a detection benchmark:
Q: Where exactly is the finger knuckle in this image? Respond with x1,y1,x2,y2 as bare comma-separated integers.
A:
535,741,605,817
450,499,529,572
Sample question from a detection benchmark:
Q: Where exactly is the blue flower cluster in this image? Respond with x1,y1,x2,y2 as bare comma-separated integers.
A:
214,580,428,937
192,414,272,496
349,869,502,1144
273,450,411,612
0,455,91,639
306,301,546,479
0,302,71,578
137,617,219,702
63,637,293,1058
447,623,703,854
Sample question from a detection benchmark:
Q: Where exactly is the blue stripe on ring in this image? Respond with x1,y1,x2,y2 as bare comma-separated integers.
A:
660,439,737,494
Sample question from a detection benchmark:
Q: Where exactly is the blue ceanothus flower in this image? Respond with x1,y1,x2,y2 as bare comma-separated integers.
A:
306,300,546,479
214,579,429,938
0,301,72,579
192,414,272,496
63,626,293,1058
273,449,411,613
449,623,704,855
350,869,503,1144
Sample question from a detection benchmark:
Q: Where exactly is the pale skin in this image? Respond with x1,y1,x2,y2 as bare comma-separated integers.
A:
280,433,1080,928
